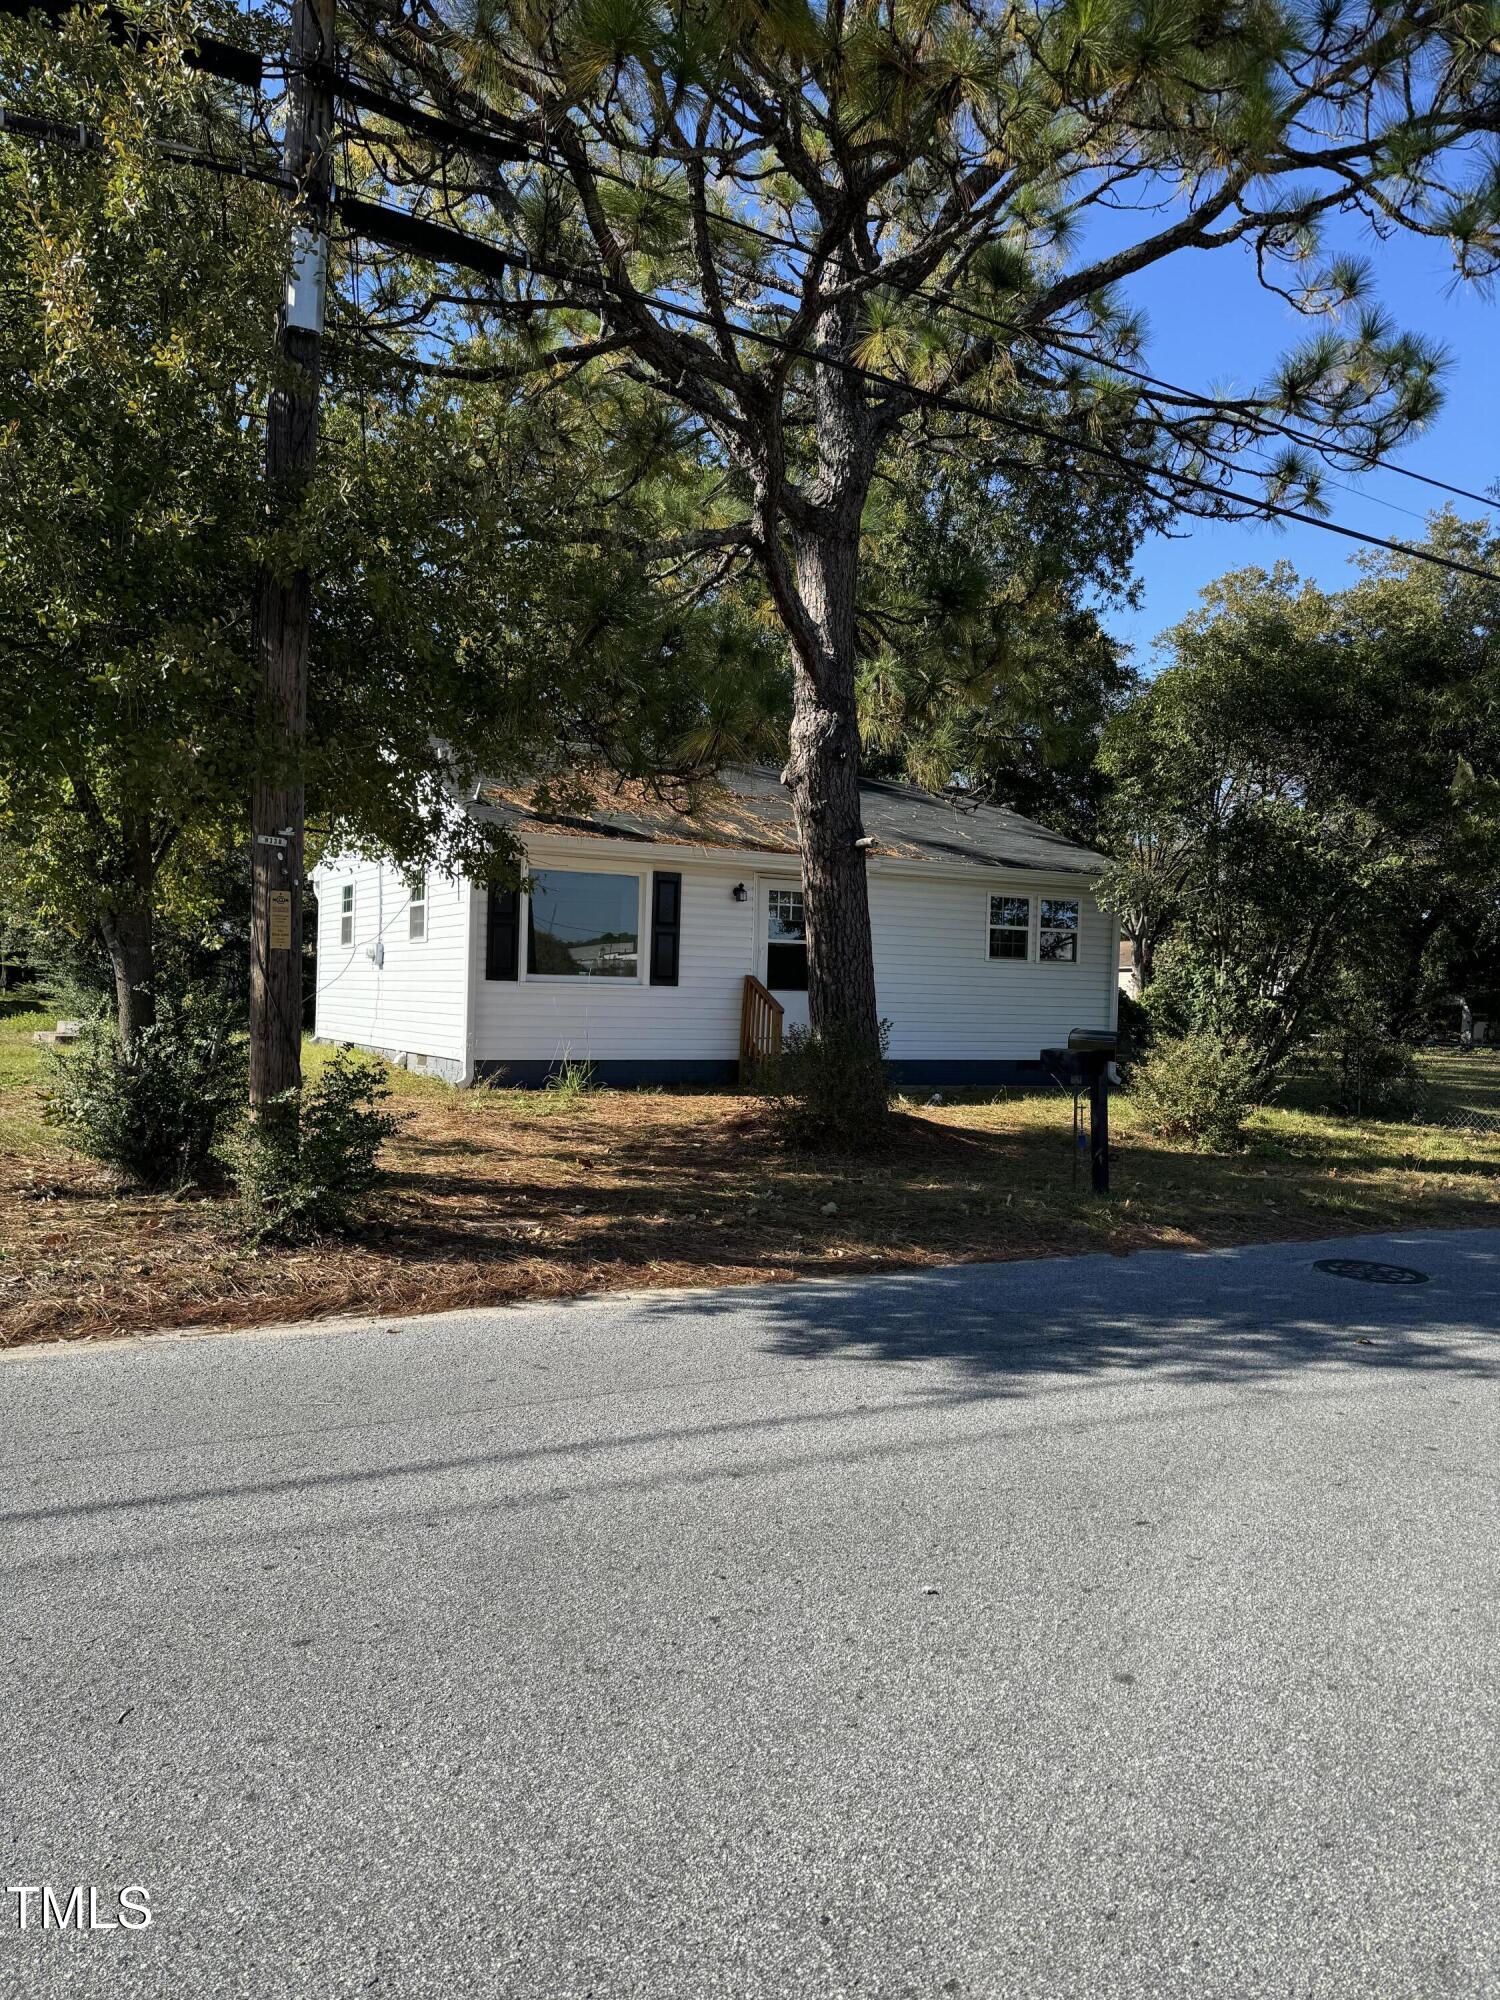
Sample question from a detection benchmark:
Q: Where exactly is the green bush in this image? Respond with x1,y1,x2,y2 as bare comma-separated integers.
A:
46,999,246,1187
232,1049,398,1243
1129,1030,1265,1152
762,1017,891,1148
1330,1028,1427,1121
1114,987,1152,1063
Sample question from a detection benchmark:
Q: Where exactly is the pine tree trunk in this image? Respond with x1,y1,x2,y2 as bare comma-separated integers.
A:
763,281,886,1121
786,526,880,1049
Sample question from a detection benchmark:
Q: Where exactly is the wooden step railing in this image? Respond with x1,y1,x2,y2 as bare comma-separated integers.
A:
740,974,784,1081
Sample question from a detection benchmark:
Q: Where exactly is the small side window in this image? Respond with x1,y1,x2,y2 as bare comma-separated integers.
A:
339,882,354,948
988,894,1030,961
408,875,427,942
1040,898,1080,963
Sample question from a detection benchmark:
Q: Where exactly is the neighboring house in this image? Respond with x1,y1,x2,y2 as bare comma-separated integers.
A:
311,766,1119,1086
1118,937,1142,1003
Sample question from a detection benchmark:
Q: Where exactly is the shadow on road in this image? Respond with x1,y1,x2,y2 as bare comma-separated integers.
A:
643,1233,1500,1394
6,1237,1496,1556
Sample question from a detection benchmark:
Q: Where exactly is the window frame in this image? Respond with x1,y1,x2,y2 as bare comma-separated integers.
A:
763,882,810,994
1038,897,1081,965
521,863,649,986
339,882,355,949
407,874,427,943
986,893,1032,963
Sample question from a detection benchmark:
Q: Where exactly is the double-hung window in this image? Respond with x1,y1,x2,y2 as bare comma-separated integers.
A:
407,875,427,942
339,883,355,948
1039,898,1080,963
527,869,640,979
988,895,1030,961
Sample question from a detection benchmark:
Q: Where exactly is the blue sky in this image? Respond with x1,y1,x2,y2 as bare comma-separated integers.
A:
1097,218,1500,671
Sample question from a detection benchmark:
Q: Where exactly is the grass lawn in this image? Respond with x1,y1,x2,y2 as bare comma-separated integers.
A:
3,1002,1498,1348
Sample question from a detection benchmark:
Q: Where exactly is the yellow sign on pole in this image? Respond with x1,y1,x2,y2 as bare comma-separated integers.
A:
269,891,293,952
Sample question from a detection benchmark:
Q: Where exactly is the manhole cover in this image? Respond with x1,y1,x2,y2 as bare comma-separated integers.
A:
1314,1257,1429,1286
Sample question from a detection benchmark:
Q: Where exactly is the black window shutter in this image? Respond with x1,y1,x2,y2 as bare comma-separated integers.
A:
649,871,682,986
485,885,520,981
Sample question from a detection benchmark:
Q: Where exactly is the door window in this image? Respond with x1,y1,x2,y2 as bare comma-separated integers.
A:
766,887,808,991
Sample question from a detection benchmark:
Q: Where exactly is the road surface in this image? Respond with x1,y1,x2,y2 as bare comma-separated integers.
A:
4,1228,1499,1998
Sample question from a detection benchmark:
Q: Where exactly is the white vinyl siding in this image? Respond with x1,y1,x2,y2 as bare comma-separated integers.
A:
470,837,1113,1072
472,851,755,1065
870,874,1114,1063
312,855,469,1064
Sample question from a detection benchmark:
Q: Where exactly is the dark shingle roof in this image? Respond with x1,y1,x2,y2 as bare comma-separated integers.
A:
476,765,1102,876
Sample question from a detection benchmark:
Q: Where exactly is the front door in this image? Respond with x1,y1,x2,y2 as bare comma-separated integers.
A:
761,878,810,1036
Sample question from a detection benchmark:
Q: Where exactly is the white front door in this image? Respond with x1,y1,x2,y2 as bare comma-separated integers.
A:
760,877,810,1036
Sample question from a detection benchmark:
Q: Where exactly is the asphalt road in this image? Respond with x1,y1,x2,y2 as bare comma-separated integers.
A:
4,1228,1500,2000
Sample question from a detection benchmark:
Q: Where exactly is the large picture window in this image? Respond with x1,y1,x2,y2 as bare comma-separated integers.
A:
988,894,1030,961
527,869,640,979
1039,898,1080,963
766,887,808,991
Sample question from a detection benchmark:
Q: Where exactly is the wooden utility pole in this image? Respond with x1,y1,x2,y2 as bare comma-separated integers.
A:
248,0,335,1121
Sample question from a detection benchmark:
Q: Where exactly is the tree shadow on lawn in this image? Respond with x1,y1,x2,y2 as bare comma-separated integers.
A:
12,1092,1498,1348
365,1098,1500,1291
641,1230,1500,1397
372,1111,1066,1253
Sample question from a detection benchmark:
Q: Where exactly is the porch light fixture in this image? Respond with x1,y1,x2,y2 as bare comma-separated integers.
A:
732,882,748,902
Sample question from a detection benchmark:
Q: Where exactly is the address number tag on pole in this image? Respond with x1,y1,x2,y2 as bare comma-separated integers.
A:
269,891,293,952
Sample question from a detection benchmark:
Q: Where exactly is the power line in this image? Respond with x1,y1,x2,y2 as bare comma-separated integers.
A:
330,69,1499,513
6,99,1498,586
635,293,1500,586
8,0,1491,510
0,0,262,86
330,182,1500,585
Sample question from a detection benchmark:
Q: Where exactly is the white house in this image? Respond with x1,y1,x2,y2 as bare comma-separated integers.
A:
311,765,1119,1086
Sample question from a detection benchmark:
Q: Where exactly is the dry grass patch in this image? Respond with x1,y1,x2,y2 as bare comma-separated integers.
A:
2,1009,1498,1348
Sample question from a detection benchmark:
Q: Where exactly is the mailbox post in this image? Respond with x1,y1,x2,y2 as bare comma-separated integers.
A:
1088,1051,1109,1196
1041,1029,1117,1196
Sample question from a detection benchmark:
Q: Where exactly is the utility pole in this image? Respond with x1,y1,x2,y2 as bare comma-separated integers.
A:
248,0,335,1122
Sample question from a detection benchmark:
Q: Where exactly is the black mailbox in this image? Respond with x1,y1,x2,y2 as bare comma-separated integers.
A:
1067,1027,1117,1056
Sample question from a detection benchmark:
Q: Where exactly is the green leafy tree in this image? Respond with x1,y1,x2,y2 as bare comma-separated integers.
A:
334,0,1496,1109
1100,517,1500,1068
0,8,781,1039
0,12,280,1036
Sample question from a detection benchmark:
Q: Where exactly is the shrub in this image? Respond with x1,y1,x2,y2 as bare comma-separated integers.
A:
1331,1028,1427,1121
232,1049,398,1243
1129,1030,1264,1152
46,999,245,1187
1114,987,1152,1063
762,1017,891,1148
